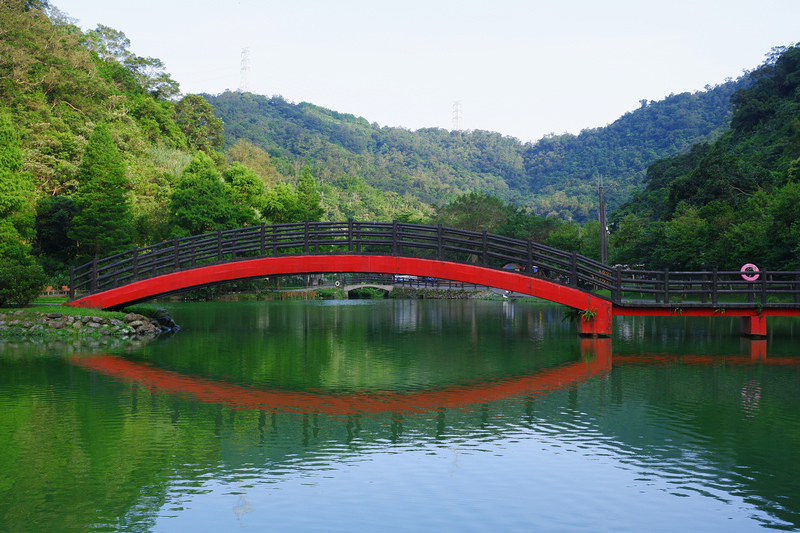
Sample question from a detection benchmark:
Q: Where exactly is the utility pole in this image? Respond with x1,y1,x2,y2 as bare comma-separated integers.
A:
599,175,608,263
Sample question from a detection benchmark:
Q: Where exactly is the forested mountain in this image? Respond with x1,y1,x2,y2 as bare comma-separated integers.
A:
609,44,800,270
205,78,745,223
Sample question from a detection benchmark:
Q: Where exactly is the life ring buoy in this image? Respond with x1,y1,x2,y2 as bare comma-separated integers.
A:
740,263,760,282
334,280,341,287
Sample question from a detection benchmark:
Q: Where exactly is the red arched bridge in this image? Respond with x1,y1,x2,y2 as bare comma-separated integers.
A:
67,220,800,336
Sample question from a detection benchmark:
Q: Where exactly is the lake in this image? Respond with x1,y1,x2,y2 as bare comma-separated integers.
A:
1,299,799,532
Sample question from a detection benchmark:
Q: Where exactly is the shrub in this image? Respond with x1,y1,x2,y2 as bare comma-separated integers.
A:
0,261,47,307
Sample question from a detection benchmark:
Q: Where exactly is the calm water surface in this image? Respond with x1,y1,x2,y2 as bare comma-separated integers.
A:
1,299,800,532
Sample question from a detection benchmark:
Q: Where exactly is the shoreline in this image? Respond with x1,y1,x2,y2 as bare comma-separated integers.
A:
0,307,179,339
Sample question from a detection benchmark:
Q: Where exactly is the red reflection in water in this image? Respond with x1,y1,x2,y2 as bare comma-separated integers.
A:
70,338,613,415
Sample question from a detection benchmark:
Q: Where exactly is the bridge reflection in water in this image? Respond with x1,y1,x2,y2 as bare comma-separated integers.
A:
70,337,778,417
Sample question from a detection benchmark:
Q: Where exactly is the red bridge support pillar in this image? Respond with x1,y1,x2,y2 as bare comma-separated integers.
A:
740,315,767,337
576,301,613,337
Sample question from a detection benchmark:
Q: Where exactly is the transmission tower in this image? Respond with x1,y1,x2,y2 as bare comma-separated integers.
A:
452,101,462,131
239,47,251,93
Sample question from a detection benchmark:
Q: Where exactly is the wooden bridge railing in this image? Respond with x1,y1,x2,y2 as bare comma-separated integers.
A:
69,220,800,309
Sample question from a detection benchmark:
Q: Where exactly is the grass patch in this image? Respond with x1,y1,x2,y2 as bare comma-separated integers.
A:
316,288,346,300
1,306,128,320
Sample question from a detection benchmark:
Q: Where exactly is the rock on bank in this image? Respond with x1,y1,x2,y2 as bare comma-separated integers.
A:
0,308,179,338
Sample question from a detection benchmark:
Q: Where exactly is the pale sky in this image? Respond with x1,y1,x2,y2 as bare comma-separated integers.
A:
54,0,798,143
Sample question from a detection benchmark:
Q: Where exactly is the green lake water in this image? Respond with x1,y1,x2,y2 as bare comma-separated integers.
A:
1,299,800,532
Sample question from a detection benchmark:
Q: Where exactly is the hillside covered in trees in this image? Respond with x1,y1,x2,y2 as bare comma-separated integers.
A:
205,77,744,223
608,44,800,271
1,0,797,306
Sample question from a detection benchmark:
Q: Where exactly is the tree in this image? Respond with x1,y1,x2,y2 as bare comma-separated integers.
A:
296,165,324,222
83,24,131,62
69,123,134,260
609,214,645,266
0,260,46,307
580,220,602,261
223,162,267,214
123,55,180,100
262,183,303,224
0,112,44,306
33,195,76,272
433,192,510,232
499,208,566,243
226,139,279,185
658,202,709,270
545,223,580,253
261,166,325,224
169,152,252,236
0,113,35,263
175,95,224,152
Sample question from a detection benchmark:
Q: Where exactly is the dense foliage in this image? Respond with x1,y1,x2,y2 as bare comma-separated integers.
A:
609,44,800,271
205,79,743,223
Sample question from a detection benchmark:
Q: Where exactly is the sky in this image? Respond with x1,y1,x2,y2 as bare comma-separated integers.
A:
53,0,799,143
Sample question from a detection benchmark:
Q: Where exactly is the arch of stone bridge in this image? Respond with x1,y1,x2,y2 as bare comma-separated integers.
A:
66,255,613,335
343,284,394,293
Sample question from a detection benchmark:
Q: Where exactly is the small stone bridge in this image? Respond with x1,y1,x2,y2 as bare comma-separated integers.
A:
67,220,800,336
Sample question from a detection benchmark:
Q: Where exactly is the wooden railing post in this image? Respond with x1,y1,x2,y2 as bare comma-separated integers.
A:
304,220,310,253
217,229,223,262
796,274,800,304
570,251,578,287
761,271,768,305
526,239,533,276
614,266,622,303
132,248,139,281
348,218,354,253
260,223,266,256
437,224,443,260
174,237,180,270
482,231,488,266
392,220,399,256
711,269,718,305
663,268,670,304
91,258,98,293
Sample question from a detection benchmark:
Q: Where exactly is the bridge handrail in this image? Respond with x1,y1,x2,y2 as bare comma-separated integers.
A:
69,220,800,309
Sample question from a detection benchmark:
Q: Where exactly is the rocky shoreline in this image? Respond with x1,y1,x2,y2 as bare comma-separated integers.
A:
0,308,179,338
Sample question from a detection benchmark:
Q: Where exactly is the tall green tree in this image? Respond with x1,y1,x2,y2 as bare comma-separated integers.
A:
175,95,224,153
0,112,45,305
223,162,267,214
0,113,35,262
296,165,324,222
169,152,253,236
69,123,134,260
433,192,510,232
261,166,325,224
33,195,76,273
262,182,302,224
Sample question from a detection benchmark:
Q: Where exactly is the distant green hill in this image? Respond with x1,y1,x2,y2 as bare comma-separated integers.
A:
205,78,745,222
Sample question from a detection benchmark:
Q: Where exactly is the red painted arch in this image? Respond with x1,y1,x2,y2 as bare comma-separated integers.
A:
65,254,613,334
